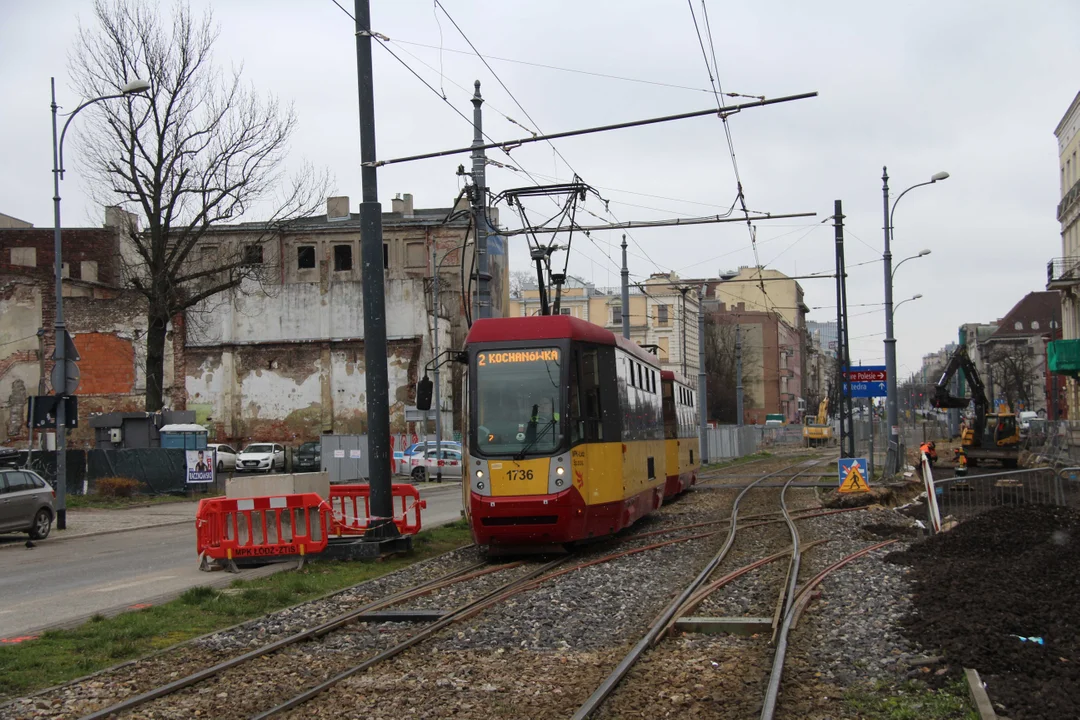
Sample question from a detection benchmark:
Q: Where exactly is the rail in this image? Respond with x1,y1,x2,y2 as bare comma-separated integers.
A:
572,455,835,719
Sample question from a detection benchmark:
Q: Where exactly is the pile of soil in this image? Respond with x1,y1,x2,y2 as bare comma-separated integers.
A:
888,505,1080,719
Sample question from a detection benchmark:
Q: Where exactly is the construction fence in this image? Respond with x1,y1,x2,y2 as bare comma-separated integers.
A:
929,466,1080,527
17,448,214,496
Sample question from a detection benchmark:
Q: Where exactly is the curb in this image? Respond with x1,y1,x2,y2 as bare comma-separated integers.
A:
0,517,193,550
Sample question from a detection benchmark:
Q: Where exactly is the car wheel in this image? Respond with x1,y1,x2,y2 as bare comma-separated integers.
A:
30,508,52,540
412,467,426,482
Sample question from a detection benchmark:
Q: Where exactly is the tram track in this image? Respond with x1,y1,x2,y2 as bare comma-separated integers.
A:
572,455,834,719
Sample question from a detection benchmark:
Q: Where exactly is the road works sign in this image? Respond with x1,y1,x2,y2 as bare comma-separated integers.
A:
844,365,887,398
837,458,869,493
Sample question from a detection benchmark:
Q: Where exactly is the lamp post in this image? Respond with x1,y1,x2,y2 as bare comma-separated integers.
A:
894,293,923,314
882,167,948,476
51,76,150,529
893,249,931,279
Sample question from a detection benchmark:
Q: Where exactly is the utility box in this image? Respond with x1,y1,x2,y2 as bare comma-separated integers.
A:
320,434,369,484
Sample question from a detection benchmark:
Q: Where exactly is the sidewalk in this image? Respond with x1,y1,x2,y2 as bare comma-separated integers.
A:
1,481,461,549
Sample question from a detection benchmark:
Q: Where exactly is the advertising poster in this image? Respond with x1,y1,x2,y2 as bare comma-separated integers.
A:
186,449,215,484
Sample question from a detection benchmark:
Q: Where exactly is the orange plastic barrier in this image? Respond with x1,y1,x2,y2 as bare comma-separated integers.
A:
196,493,332,568
329,483,426,536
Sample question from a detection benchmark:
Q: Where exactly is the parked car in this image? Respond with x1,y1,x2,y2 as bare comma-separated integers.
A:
294,441,321,473
1018,411,1039,434
0,468,54,539
403,440,461,458
412,447,464,482
236,443,287,473
207,443,238,472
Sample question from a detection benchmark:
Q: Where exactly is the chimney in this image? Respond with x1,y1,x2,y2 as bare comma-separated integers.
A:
391,193,404,214
402,193,414,218
104,205,139,233
326,196,350,221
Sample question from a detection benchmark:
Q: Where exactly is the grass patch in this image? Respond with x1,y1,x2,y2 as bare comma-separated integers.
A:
66,492,220,510
0,519,472,701
845,679,978,720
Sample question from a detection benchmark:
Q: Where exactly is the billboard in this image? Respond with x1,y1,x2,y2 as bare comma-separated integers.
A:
185,449,215,484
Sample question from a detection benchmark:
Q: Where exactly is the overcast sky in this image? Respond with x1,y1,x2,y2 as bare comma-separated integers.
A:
3,0,1078,378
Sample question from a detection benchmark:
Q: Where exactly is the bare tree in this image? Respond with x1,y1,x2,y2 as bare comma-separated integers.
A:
703,317,759,424
69,0,330,410
985,341,1043,411
509,270,535,299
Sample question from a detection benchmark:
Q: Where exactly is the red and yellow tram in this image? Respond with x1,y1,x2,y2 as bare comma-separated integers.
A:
661,370,701,497
462,315,696,549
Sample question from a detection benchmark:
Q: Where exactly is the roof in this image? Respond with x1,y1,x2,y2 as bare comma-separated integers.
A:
988,292,1060,340
1056,90,1080,138
660,369,692,386
159,424,208,433
466,315,660,365
207,207,471,235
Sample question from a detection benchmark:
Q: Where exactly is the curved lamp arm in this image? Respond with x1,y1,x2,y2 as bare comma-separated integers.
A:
57,79,151,178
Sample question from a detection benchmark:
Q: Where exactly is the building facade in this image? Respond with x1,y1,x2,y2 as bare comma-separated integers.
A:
1048,90,1080,416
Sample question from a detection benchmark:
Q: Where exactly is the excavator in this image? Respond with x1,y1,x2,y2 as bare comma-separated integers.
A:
931,345,1020,467
803,398,833,447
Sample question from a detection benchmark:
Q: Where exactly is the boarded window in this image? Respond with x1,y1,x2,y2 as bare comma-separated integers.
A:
658,337,669,362
406,242,426,268
333,244,353,271
560,308,572,316
297,245,315,269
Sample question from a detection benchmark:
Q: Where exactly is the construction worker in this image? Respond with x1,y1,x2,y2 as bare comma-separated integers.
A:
954,447,968,477
919,441,938,466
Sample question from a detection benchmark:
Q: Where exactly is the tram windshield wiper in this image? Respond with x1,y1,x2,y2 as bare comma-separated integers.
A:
514,419,557,461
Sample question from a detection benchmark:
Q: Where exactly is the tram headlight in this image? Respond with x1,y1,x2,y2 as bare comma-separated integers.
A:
555,479,564,487
475,469,484,479
477,481,485,490
556,467,564,476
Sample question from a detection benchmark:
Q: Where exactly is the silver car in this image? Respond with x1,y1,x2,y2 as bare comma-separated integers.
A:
0,469,55,540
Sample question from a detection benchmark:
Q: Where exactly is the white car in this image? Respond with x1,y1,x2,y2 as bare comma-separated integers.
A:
412,447,463,481
236,443,286,473
207,443,238,472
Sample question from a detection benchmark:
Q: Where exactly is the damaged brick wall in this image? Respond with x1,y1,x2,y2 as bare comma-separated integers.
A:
186,338,424,446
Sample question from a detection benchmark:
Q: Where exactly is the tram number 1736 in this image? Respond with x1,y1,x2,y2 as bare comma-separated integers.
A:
507,469,535,481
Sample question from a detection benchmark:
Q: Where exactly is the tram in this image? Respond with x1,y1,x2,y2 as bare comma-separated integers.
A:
660,370,701,497
462,315,669,548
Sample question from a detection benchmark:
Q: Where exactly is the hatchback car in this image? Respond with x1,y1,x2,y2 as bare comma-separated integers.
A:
293,441,321,473
207,443,238,472
0,469,54,539
412,447,463,482
236,443,287,473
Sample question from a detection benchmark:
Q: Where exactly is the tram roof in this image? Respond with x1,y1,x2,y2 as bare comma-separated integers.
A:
467,316,659,365
660,369,692,386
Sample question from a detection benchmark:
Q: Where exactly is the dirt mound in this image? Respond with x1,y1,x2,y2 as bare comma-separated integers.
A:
887,505,1080,719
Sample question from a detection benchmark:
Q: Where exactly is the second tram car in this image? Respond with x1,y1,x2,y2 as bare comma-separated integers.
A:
463,315,697,549
660,370,701,497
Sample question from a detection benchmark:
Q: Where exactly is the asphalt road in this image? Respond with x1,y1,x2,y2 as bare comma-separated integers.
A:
0,484,464,640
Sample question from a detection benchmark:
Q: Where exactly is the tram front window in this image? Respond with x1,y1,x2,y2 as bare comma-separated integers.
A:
475,348,563,456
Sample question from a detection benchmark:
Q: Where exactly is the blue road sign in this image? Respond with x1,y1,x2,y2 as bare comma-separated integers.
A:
838,458,869,487
845,381,888,398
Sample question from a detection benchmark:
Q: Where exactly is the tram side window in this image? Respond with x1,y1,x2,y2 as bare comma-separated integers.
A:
582,349,603,441
569,349,583,444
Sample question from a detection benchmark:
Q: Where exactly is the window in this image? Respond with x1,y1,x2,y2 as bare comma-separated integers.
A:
297,245,316,269
2,472,31,493
242,244,263,265
658,337,669,362
657,304,669,326
333,244,353,271
1014,321,1023,330
560,308,572,316
629,360,636,387
1031,321,1040,330
611,305,622,326
383,242,389,269
406,242,426,268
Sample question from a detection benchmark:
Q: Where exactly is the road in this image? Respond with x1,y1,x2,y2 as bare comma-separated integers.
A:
0,484,463,640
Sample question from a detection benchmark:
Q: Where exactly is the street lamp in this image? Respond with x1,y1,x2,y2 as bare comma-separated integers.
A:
51,76,150,529
894,293,923,313
892,249,931,279
881,167,948,476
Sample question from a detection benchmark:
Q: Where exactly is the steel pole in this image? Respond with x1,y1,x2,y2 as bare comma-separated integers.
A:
882,167,900,475
736,322,744,426
50,77,67,530
432,249,442,482
471,81,490,320
354,0,397,537
698,284,708,463
620,234,630,339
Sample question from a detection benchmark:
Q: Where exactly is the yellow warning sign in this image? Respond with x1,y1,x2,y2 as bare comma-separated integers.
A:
839,464,869,493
